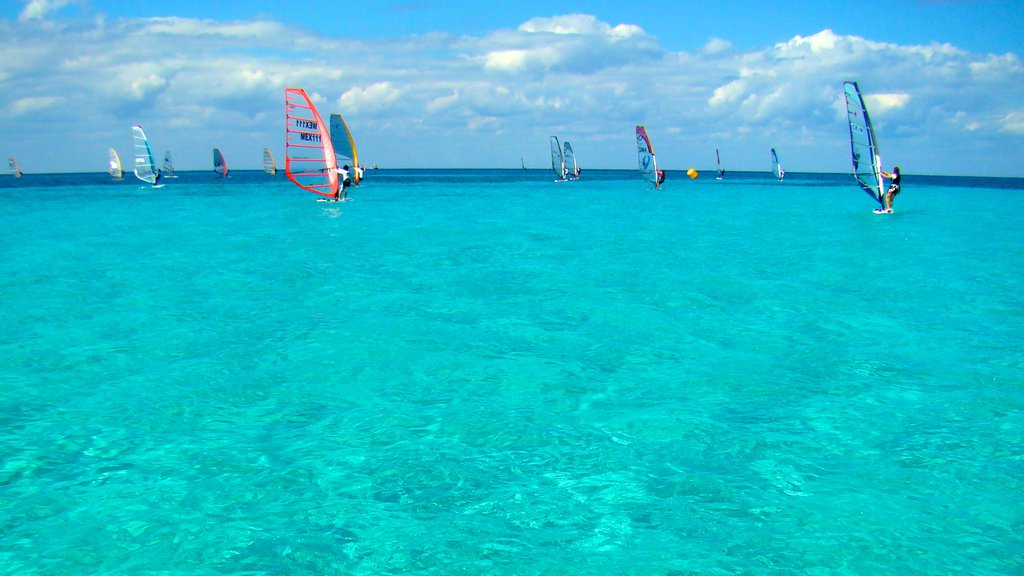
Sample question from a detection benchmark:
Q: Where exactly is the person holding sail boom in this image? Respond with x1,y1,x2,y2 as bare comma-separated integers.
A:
880,166,901,212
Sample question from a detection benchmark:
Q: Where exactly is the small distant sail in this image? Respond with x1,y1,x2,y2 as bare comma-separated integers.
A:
716,149,724,180
563,141,578,179
132,125,157,184
213,148,228,177
329,113,360,184
108,148,123,179
844,81,884,207
550,136,565,180
8,156,22,178
771,148,784,180
163,151,178,178
285,88,338,198
636,125,659,188
263,147,277,175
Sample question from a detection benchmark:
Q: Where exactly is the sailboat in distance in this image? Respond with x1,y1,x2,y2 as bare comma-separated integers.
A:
636,125,661,189
550,136,565,181
263,147,277,175
563,141,579,179
716,149,724,180
771,148,785,180
843,81,886,210
284,88,338,199
213,148,229,177
131,125,159,185
108,148,123,179
163,151,178,178
8,157,22,178
329,113,360,184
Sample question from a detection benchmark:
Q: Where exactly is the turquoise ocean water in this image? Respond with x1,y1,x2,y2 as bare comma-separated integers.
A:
1,169,1022,574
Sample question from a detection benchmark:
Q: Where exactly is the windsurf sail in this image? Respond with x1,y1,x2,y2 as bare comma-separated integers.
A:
771,148,784,180
636,125,659,187
163,151,177,178
8,157,22,178
284,88,338,198
563,141,578,179
263,147,277,175
843,81,884,206
131,125,157,184
213,148,228,177
329,113,360,184
108,148,123,179
716,149,724,180
521,157,526,171
550,136,565,180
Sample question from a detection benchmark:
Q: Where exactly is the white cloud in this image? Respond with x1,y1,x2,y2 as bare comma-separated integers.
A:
0,14,1020,174
18,0,75,21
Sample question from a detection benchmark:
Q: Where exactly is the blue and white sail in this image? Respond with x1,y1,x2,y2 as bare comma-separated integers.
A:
636,125,659,188
563,141,578,179
843,81,884,206
550,136,565,180
131,125,157,184
771,148,784,180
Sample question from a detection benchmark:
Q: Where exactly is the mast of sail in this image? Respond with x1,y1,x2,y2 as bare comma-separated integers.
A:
550,136,564,180
285,88,338,198
131,125,157,184
263,147,277,175
636,125,658,187
329,113,360,184
843,81,885,206
108,148,123,179
213,148,228,177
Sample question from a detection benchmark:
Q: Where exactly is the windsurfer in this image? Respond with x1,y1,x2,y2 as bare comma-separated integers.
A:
656,169,665,187
880,166,901,212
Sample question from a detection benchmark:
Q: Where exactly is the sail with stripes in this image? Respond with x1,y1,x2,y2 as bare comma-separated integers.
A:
329,113,360,184
108,148,123,179
636,125,659,188
284,88,338,198
550,136,565,180
843,81,884,206
263,147,277,175
213,148,228,177
131,125,157,184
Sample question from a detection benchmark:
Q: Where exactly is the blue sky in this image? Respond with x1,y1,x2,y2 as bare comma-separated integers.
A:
2,0,1022,175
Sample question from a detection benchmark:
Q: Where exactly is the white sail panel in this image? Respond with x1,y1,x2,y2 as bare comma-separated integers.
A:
329,113,360,183
108,148,123,179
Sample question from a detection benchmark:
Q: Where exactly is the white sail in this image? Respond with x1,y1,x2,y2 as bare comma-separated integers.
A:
8,157,22,178
843,81,885,206
550,136,565,180
563,141,578,179
636,125,659,188
132,125,157,184
329,113,360,184
263,147,277,175
771,148,784,180
108,148,123,179
162,151,178,178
